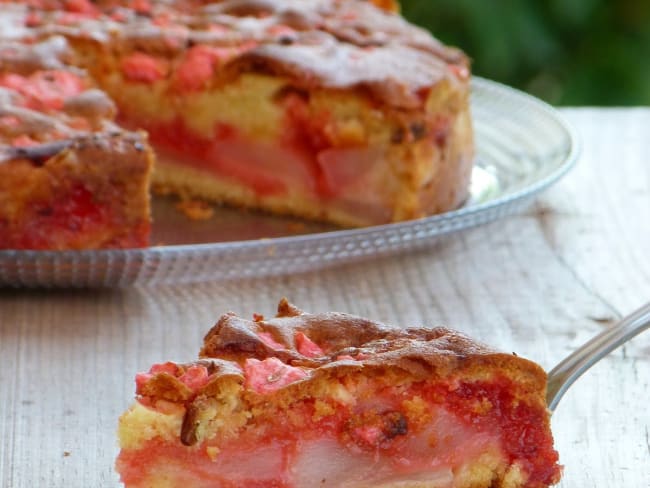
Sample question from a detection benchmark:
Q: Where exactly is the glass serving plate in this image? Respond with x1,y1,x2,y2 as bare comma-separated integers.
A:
0,78,580,288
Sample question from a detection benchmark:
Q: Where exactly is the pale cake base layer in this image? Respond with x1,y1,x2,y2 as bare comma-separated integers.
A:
117,402,528,488
119,457,521,488
152,157,390,228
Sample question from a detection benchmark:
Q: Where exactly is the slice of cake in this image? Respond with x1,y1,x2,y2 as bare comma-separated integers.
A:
0,36,153,249
117,299,561,487
12,0,474,229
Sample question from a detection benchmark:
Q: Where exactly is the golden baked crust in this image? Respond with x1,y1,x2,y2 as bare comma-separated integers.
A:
117,300,561,488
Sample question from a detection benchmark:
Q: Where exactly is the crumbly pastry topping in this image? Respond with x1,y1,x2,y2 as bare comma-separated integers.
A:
201,298,543,379
135,298,548,439
1,0,469,109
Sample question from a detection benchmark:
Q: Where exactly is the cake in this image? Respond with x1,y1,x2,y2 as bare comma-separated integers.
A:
0,0,474,249
0,36,153,250
117,299,562,487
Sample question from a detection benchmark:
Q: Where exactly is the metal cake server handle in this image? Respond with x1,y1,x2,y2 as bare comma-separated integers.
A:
546,301,650,411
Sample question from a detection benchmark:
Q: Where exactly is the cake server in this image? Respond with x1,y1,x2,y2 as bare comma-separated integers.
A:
546,301,650,411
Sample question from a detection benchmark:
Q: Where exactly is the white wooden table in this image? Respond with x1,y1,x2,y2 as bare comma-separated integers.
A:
1,108,649,487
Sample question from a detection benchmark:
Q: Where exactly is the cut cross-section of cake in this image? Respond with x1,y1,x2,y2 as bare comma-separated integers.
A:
117,299,561,488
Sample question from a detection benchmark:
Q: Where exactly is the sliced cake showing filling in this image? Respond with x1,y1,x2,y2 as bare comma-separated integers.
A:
117,299,561,488
15,0,474,228
0,37,153,249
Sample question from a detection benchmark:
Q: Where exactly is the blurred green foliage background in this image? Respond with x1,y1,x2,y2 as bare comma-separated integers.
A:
400,0,650,106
